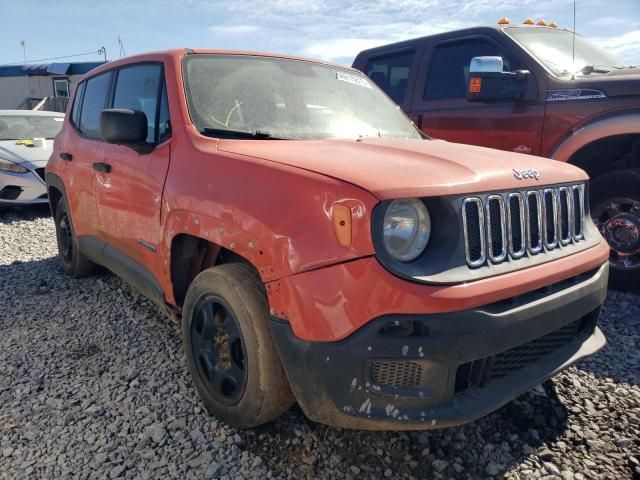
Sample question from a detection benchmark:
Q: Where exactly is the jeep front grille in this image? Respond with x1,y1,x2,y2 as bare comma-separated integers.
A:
462,184,585,267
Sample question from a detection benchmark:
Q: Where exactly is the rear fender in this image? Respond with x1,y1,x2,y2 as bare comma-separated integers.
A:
550,109,640,162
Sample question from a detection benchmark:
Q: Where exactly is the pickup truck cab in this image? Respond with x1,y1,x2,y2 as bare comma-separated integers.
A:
47,49,608,430
353,21,640,291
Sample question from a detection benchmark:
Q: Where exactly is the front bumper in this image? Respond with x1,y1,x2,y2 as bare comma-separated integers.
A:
0,169,48,205
270,262,608,430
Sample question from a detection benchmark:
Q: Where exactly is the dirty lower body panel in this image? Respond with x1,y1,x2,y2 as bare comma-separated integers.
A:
270,262,608,430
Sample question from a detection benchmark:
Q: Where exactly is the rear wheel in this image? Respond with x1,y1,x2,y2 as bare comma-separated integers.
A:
54,197,94,278
590,169,640,291
182,263,294,428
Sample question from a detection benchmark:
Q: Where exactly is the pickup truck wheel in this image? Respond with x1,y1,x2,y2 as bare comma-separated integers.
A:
54,197,94,278
590,169,640,292
182,263,294,428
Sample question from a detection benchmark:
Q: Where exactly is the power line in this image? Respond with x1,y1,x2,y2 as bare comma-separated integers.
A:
5,49,105,65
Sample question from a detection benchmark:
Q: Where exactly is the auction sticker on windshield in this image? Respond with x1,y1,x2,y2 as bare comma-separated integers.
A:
334,70,372,88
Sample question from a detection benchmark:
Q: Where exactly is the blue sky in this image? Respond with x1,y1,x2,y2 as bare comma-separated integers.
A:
1,0,639,67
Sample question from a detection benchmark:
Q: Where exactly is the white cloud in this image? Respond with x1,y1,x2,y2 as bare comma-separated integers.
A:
587,16,628,27
591,30,640,65
302,21,469,61
208,25,261,35
304,38,388,61
204,0,640,66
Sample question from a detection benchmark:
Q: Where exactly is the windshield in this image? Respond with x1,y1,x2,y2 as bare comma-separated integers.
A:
504,27,627,77
0,115,64,141
183,54,421,141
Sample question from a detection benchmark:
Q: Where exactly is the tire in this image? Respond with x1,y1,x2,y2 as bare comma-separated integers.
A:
54,197,94,278
590,169,640,292
182,263,294,428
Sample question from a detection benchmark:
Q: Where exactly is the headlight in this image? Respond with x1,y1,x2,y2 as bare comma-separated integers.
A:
383,198,431,262
0,158,28,173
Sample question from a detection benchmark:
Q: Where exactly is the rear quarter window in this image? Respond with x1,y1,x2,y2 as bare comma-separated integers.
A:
70,82,85,128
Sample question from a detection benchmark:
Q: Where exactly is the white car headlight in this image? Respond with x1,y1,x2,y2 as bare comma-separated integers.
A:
382,198,431,262
0,158,28,174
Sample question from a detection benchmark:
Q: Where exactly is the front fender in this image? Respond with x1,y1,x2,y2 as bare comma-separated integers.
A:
161,154,379,294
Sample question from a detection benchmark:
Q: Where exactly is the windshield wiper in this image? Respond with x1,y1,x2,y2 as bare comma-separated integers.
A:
581,65,616,75
201,127,284,140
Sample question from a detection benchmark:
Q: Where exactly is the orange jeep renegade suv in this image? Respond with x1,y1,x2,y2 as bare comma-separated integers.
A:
46,50,609,430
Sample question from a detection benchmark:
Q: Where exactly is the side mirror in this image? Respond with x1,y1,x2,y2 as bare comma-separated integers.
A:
466,56,529,102
101,109,148,148
470,56,504,73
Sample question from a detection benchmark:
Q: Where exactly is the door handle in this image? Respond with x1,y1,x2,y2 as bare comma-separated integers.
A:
93,162,111,173
60,152,73,161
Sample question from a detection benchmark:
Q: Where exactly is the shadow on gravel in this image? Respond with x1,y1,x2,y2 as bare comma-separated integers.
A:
2,240,637,478
242,381,569,479
573,289,640,387
0,204,51,224
1,255,573,479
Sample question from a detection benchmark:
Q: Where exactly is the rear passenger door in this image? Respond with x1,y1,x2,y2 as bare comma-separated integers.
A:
63,71,113,238
361,48,418,112
93,63,171,280
411,35,545,155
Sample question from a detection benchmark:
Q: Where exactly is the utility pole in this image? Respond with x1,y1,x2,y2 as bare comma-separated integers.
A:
98,46,107,62
20,40,30,103
118,35,126,58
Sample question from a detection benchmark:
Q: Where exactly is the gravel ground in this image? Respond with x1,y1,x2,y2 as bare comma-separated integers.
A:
1,207,639,480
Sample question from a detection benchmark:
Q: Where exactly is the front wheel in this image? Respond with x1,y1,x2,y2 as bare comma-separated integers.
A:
590,169,640,291
182,263,294,428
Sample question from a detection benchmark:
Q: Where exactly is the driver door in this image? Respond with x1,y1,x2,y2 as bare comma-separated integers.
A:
412,35,546,155
93,63,171,281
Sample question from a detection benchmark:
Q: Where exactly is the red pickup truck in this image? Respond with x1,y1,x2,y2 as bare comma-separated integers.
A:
353,21,640,290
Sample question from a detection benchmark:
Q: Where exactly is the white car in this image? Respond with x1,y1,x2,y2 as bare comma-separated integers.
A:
0,110,64,206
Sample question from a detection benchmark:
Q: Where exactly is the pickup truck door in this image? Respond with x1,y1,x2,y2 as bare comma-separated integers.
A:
410,34,546,156
93,63,171,282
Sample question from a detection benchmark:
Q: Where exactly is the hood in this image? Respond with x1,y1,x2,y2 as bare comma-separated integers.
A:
572,68,640,97
218,138,587,199
0,139,54,164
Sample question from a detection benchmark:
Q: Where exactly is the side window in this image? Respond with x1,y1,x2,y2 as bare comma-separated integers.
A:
157,82,171,142
365,50,415,104
112,64,162,144
79,72,112,139
70,82,85,128
424,39,519,100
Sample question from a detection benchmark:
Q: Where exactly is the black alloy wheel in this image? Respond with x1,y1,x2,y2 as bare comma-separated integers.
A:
57,211,74,264
190,296,247,405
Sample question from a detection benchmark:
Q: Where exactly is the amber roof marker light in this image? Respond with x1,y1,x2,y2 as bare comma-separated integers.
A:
523,18,535,25
498,17,510,25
